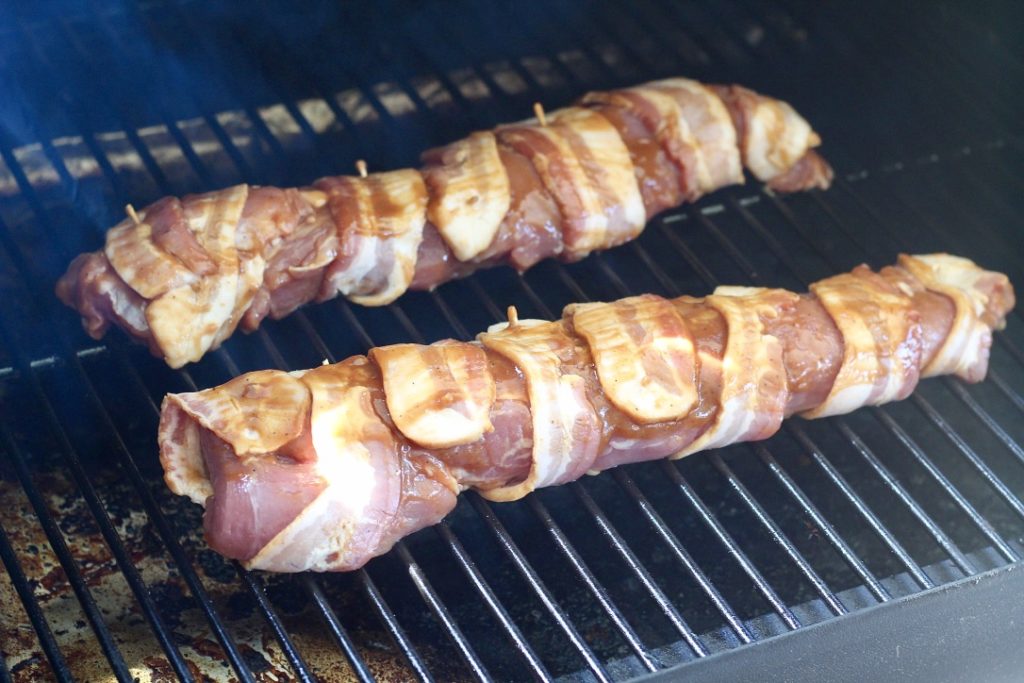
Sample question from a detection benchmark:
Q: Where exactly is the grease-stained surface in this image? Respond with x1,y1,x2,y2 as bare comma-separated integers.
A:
0,461,453,683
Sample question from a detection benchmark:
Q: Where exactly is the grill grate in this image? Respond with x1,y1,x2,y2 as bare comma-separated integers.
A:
1,0,1023,680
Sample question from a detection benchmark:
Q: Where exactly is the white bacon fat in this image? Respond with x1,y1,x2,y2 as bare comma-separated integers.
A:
478,319,601,501
247,360,403,572
63,77,834,368
802,268,922,418
498,107,645,258
648,78,744,190
568,295,698,424
371,341,496,449
675,287,794,456
121,186,251,367
422,132,511,262
318,169,427,306
744,97,819,182
898,254,1010,382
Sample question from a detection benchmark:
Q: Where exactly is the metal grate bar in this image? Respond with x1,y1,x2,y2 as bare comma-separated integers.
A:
910,394,1024,518
782,426,933,589
868,408,1018,562
301,577,376,683
325,300,584,679
432,279,716,660
836,419,977,574
355,571,434,682
9,367,198,682
525,496,661,672
393,543,491,682
661,462,801,629
0,130,262,683
124,14,466,674
37,11,383,675
270,310,496,681
424,282,701,669
621,234,916,594
610,470,754,643
0,60,318,683
53,18,190,189
0,518,73,682
468,495,613,682
95,10,264,186
234,567,317,683
708,453,847,614
622,0,714,71
498,271,803,630
654,208,977,572
460,260,778,643
751,445,893,600
720,197,977,575
451,266,762,652
0,422,134,682
194,43,526,673
0,214,196,683
94,347,262,683
810,175,1024,361
570,483,711,655
941,379,1024,465
544,238,859,618
434,521,554,681
446,274,741,653
830,173,1024,403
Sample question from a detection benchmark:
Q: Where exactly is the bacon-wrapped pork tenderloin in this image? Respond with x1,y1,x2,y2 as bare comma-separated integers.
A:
58,78,831,368
158,254,1013,572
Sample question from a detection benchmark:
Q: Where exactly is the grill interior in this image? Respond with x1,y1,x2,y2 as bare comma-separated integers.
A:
1,1,1023,681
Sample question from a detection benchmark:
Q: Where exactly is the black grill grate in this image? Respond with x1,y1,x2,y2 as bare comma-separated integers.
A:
1,0,1023,681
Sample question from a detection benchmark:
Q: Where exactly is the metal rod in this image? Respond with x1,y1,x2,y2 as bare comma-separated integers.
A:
0,424,134,683
570,482,710,655
526,496,661,672
708,452,848,614
468,495,613,682
0,518,74,682
435,522,553,681
302,577,376,683
393,544,491,682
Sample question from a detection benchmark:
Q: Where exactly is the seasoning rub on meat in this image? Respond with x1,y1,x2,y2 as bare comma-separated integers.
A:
158,254,1014,573
58,78,832,368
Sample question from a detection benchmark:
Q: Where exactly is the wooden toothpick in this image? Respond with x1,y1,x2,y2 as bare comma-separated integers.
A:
125,204,142,226
355,159,368,178
506,305,519,328
532,102,547,127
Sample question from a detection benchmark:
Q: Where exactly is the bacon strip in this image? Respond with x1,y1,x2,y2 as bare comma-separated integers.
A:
315,169,427,306
158,253,1013,572
897,254,1013,382
478,319,602,501
58,76,831,368
422,132,511,262
803,267,923,418
568,295,698,424
675,287,796,455
370,341,496,449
